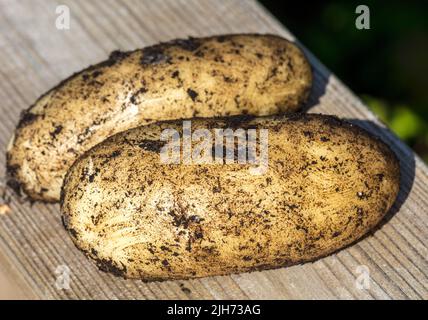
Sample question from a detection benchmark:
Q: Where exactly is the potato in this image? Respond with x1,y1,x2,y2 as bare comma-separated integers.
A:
6,34,312,202
61,114,400,280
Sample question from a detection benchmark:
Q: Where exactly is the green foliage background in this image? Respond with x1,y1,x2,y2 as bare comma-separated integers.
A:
260,0,428,162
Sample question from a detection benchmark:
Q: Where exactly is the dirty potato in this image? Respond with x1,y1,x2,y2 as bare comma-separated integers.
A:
61,114,400,280
6,34,312,202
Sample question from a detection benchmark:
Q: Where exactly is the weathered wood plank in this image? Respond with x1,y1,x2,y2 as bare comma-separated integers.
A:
0,0,426,299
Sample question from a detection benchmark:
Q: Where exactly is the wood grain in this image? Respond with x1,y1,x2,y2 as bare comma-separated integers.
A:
0,0,426,300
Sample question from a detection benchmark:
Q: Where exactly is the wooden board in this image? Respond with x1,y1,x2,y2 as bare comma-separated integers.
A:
0,0,426,300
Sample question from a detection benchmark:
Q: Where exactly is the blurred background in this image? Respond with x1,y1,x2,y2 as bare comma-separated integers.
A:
260,0,428,162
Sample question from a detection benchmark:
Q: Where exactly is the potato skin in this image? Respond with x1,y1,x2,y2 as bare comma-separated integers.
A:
61,114,400,280
6,34,312,202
